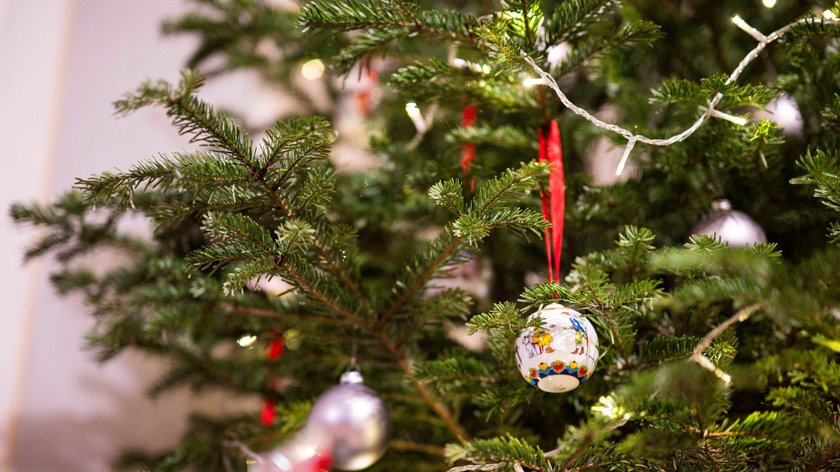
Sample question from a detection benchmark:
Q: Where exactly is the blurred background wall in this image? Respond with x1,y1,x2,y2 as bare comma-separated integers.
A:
0,1,281,470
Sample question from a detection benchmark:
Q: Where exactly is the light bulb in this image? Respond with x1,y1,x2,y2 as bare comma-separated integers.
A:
300,59,325,80
237,334,258,347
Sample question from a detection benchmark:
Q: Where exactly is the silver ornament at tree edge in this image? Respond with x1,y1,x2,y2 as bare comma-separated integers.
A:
306,371,390,470
692,199,766,247
515,304,599,393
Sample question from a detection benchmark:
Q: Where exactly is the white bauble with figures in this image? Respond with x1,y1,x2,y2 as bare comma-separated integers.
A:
514,304,599,393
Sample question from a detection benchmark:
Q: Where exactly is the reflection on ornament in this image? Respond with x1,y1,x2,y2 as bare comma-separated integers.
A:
515,304,599,393
306,371,390,470
692,199,766,247
754,94,802,135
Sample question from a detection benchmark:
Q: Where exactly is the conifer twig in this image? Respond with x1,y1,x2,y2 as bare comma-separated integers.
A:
380,237,463,325
378,328,471,440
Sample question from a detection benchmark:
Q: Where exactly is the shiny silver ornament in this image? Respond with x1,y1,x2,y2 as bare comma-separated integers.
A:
691,199,766,247
306,371,390,470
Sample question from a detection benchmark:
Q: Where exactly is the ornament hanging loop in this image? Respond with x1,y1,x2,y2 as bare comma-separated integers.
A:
346,324,361,378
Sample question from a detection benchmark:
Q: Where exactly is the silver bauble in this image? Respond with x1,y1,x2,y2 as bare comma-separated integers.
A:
692,199,766,247
305,371,390,470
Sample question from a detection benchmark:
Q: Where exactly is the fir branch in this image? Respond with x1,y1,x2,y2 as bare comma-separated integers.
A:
114,70,256,166
553,20,662,77
299,0,482,53
545,0,614,45
382,162,544,325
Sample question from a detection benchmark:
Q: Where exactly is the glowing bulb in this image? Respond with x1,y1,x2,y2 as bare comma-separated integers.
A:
405,102,427,133
824,9,838,20
237,334,257,347
762,0,776,8
708,108,748,126
592,395,632,421
522,77,544,88
300,59,325,80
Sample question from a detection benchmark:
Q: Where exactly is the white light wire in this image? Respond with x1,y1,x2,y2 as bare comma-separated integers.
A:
521,15,839,176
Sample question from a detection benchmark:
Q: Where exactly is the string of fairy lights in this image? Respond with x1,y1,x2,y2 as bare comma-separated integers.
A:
395,11,837,386
399,10,839,180
524,11,840,177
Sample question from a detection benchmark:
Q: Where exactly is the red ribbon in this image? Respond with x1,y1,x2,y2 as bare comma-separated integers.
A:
356,61,378,115
261,337,285,425
267,338,285,361
538,120,565,283
460,105,478,191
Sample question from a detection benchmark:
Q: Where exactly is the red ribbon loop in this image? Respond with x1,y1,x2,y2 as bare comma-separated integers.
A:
261,336,285,425
460,105,478,191
538,121,565,283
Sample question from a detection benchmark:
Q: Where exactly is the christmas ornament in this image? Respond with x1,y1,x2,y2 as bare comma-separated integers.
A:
515,303,599,393
692,199,766,247
754,94,802,135
306,371,390,470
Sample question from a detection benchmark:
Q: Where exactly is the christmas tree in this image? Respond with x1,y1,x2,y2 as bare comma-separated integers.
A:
10,0,840,470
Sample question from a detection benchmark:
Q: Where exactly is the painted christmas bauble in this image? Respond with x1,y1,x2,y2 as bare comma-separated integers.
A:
305,371,390,470
692,199,766,247
515,303,599,393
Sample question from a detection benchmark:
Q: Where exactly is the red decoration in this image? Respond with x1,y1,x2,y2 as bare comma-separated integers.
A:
547,120,565,280
267,338,284,361
261,399,276,426
538,120,566,283
261,336,285,426
356,61,378,115
460,105,478,191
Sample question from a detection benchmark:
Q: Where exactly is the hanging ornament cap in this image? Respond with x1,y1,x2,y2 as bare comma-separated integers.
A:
340,370,364,384
712,199,732,212
692,199,767,247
